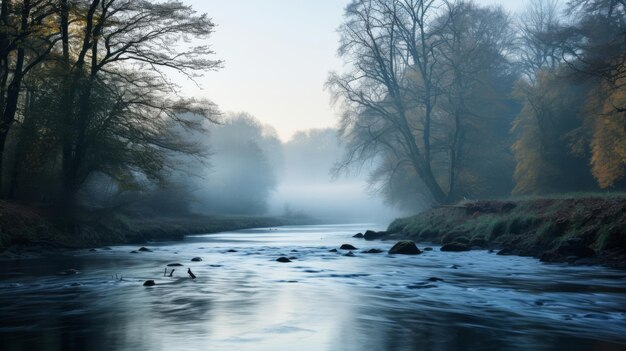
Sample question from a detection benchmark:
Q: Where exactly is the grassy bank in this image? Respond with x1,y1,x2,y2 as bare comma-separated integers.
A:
0,201,307,253
383,196,626,268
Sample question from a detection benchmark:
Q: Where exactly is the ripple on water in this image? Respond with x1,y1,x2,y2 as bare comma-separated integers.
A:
0,224,625,351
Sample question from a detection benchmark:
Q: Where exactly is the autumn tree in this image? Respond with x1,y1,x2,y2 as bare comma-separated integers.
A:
512,0,626,193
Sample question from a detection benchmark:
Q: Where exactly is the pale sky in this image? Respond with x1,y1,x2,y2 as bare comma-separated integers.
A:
184,0,530,141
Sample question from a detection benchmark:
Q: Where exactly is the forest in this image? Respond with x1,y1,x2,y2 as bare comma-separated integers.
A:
329,0,626,208
0,0,625,216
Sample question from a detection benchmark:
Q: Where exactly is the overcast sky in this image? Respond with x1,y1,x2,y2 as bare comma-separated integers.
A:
184,0,531,141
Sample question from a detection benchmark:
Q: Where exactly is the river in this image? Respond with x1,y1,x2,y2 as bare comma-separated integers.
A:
1,224,625,351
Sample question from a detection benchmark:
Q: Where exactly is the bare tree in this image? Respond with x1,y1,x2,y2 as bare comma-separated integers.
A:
329,0,516,205
517,0,564,81
328,0,449,204
54,0,222,206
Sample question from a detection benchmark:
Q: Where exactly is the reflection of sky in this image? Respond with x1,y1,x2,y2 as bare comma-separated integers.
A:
181,0,531,141
2,224,625,351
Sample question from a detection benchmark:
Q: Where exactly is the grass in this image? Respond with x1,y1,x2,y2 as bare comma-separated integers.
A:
0,201,310,252
384,194,626,267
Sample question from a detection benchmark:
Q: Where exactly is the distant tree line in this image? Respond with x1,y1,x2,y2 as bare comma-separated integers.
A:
329,0,626,208
0,0,220,211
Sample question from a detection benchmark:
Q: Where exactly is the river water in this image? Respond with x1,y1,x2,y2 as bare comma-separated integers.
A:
1,224,625,351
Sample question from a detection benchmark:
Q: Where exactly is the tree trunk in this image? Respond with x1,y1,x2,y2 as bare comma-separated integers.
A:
0,0,29,196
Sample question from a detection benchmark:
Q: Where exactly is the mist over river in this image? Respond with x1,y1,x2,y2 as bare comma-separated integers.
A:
1,224,626,351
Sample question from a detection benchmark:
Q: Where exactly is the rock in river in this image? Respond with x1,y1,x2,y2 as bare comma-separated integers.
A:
353,233,364,238
344,251,356,257
340,244,358,250
364,230,387,241
143,280,156,286
167,263,184,267
138,247,152,252
362,249,384,254
388,241,422,255
191,257,203,262
440,243,471,252
276,257,292,263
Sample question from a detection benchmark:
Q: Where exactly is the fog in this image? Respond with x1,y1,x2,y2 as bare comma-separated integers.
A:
189,119,402,222
268,129,401,223
113,114,401,222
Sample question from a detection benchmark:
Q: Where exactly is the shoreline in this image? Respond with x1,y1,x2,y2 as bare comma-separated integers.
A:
0,201,311,260
370,196,626,269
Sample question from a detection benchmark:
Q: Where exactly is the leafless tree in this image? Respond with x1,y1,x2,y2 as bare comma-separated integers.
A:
328,0,449,204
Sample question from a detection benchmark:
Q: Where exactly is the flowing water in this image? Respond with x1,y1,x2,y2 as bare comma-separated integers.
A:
1,224,625,351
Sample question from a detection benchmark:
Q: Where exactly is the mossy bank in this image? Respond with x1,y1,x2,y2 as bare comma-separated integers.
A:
379,197,626,268
0,201,307,256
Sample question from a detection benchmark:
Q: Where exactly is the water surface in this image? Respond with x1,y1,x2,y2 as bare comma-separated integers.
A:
1,224,625,350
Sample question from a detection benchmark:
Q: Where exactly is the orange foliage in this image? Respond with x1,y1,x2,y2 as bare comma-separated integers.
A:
589,84,626,188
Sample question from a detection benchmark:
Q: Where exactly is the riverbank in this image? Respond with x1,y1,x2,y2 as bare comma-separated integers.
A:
0,201,308,258
377,196,626,268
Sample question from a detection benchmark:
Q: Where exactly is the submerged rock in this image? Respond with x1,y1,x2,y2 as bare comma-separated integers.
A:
89,248,97,252
353,233,364,238
328,248,338,252
423,247,434,251
138,247,152,252
340,244,358,250
167,263,184,267
60,269,80,275
276,257,292,263
143,280,156,286
362,249,384,254
388,241,422,255
191,257,203,262
226,249,238,253
364,230,387,241
130,250,139,254
441,243,471,252
344,251,356,257
428,277,444,282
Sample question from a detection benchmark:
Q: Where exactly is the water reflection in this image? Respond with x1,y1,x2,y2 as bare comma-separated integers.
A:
1,224,626,350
